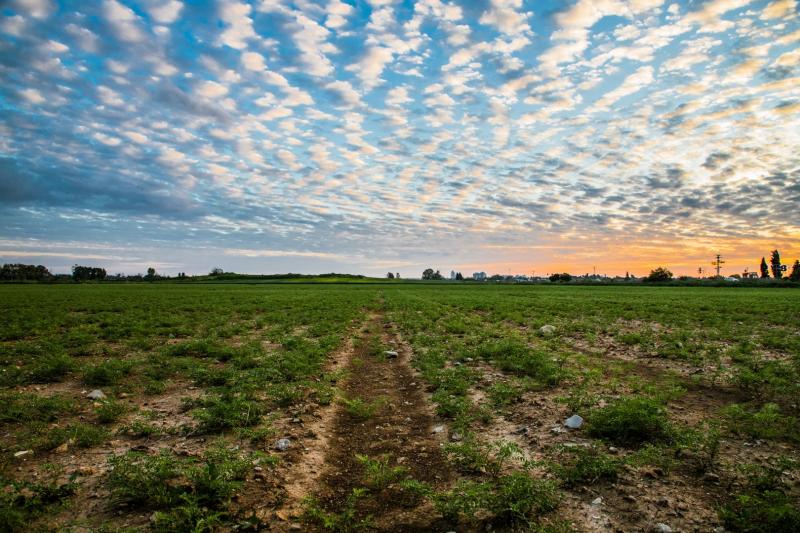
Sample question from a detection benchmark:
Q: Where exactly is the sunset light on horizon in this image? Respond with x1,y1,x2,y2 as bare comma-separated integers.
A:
1,0,798,278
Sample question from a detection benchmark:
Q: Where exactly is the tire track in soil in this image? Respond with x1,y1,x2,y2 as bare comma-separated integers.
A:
274,309,455,532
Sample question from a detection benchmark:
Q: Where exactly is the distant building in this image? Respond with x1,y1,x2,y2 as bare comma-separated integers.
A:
473,272,487,281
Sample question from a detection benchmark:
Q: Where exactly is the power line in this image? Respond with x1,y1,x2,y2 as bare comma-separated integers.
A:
711,254,725,277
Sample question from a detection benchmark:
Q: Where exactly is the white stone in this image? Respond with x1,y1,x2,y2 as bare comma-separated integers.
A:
539,324,556,335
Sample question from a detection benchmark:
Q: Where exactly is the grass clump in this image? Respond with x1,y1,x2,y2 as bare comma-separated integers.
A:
340,396,385,420
22,422,110,451
108,444,250,531
433,473,559,527
304,488,374,532
356,454,408,491
0,393,76,424
81,358,133,386
27,353,74,383
96,399,127,424
475,339,563,386
0,472,77,530
191,393,264,433
720,459,800,533
587,396,672,446
723,403,798,442
549,445,622,487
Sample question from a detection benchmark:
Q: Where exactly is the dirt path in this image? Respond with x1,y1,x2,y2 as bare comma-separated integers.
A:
272,309,454,531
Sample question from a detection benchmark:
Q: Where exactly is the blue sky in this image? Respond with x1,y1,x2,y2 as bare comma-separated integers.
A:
1,0,798,277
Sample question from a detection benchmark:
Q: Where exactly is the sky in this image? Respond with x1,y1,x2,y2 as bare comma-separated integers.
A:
0,0,799,278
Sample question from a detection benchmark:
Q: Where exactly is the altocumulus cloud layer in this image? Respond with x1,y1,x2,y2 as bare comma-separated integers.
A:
0,0,799,276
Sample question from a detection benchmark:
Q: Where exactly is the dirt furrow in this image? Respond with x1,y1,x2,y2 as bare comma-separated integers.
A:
292,312,453,531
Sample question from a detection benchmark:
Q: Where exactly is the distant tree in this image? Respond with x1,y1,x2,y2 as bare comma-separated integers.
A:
770,250,782,279
760,257,769,278
644,267,673,282
386,272,395,279
455,272,464,280
548,273,572,282
210,267,224,276
146,267,156,281
395,273,400,279
421,268,444,280
789,260,800,282
625,271,630,281
0,264,52,281
72,265,107,282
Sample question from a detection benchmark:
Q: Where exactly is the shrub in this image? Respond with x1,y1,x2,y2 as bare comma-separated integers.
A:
96,399,127,424
304,488,373,532
587,396,672,446
356,454,408,490
0,474,77,530
23,422,110,451
549,446,622,487
108,445,250,530
192,393,264,433
81,359,133,386
433,473,559,526
723,403,798,442
28,353,74,383
340,396,385,420
0,393,76,424
720,460,800,532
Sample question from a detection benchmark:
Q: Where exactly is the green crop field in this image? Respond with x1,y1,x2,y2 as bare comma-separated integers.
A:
1,284,798,532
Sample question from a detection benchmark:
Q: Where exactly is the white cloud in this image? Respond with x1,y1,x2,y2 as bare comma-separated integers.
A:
65,24,100,52
146,0,184,24
93,132,122,146
13,0,54,19
242,51,266,71
124,131,149,143
97,85,125,106
325,0,353,29
761,0,796,19
218,0,256,49
43,40,69,53
289,13,337,77
103,0,146,43
593,65,655,110
19,88,45,104
479,0,533,37
325,80,360,107
197,80,229,98
346,46,394,90
386,86,412,106
1,15,27,37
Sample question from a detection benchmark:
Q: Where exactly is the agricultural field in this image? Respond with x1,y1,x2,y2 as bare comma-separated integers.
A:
0,284,798,532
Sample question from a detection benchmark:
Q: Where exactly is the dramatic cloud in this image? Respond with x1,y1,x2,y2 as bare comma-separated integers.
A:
1,0,799,277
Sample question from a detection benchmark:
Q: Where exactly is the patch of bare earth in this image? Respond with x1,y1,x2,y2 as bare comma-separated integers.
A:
459,328,746,532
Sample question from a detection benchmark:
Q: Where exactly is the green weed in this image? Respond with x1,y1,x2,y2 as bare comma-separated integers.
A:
587,396,673,446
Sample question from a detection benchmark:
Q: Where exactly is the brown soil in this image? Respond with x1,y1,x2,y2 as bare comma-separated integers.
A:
272,312,455,532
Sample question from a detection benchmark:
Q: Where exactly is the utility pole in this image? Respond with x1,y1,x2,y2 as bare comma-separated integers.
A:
711,254,725,277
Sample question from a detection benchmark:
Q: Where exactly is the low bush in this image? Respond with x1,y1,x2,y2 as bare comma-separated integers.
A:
549,446,622,487
108,445,251,530
723,403,798,442
720,460,800,532
587,396,672,446
81,359,133,386
191,393,264,433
